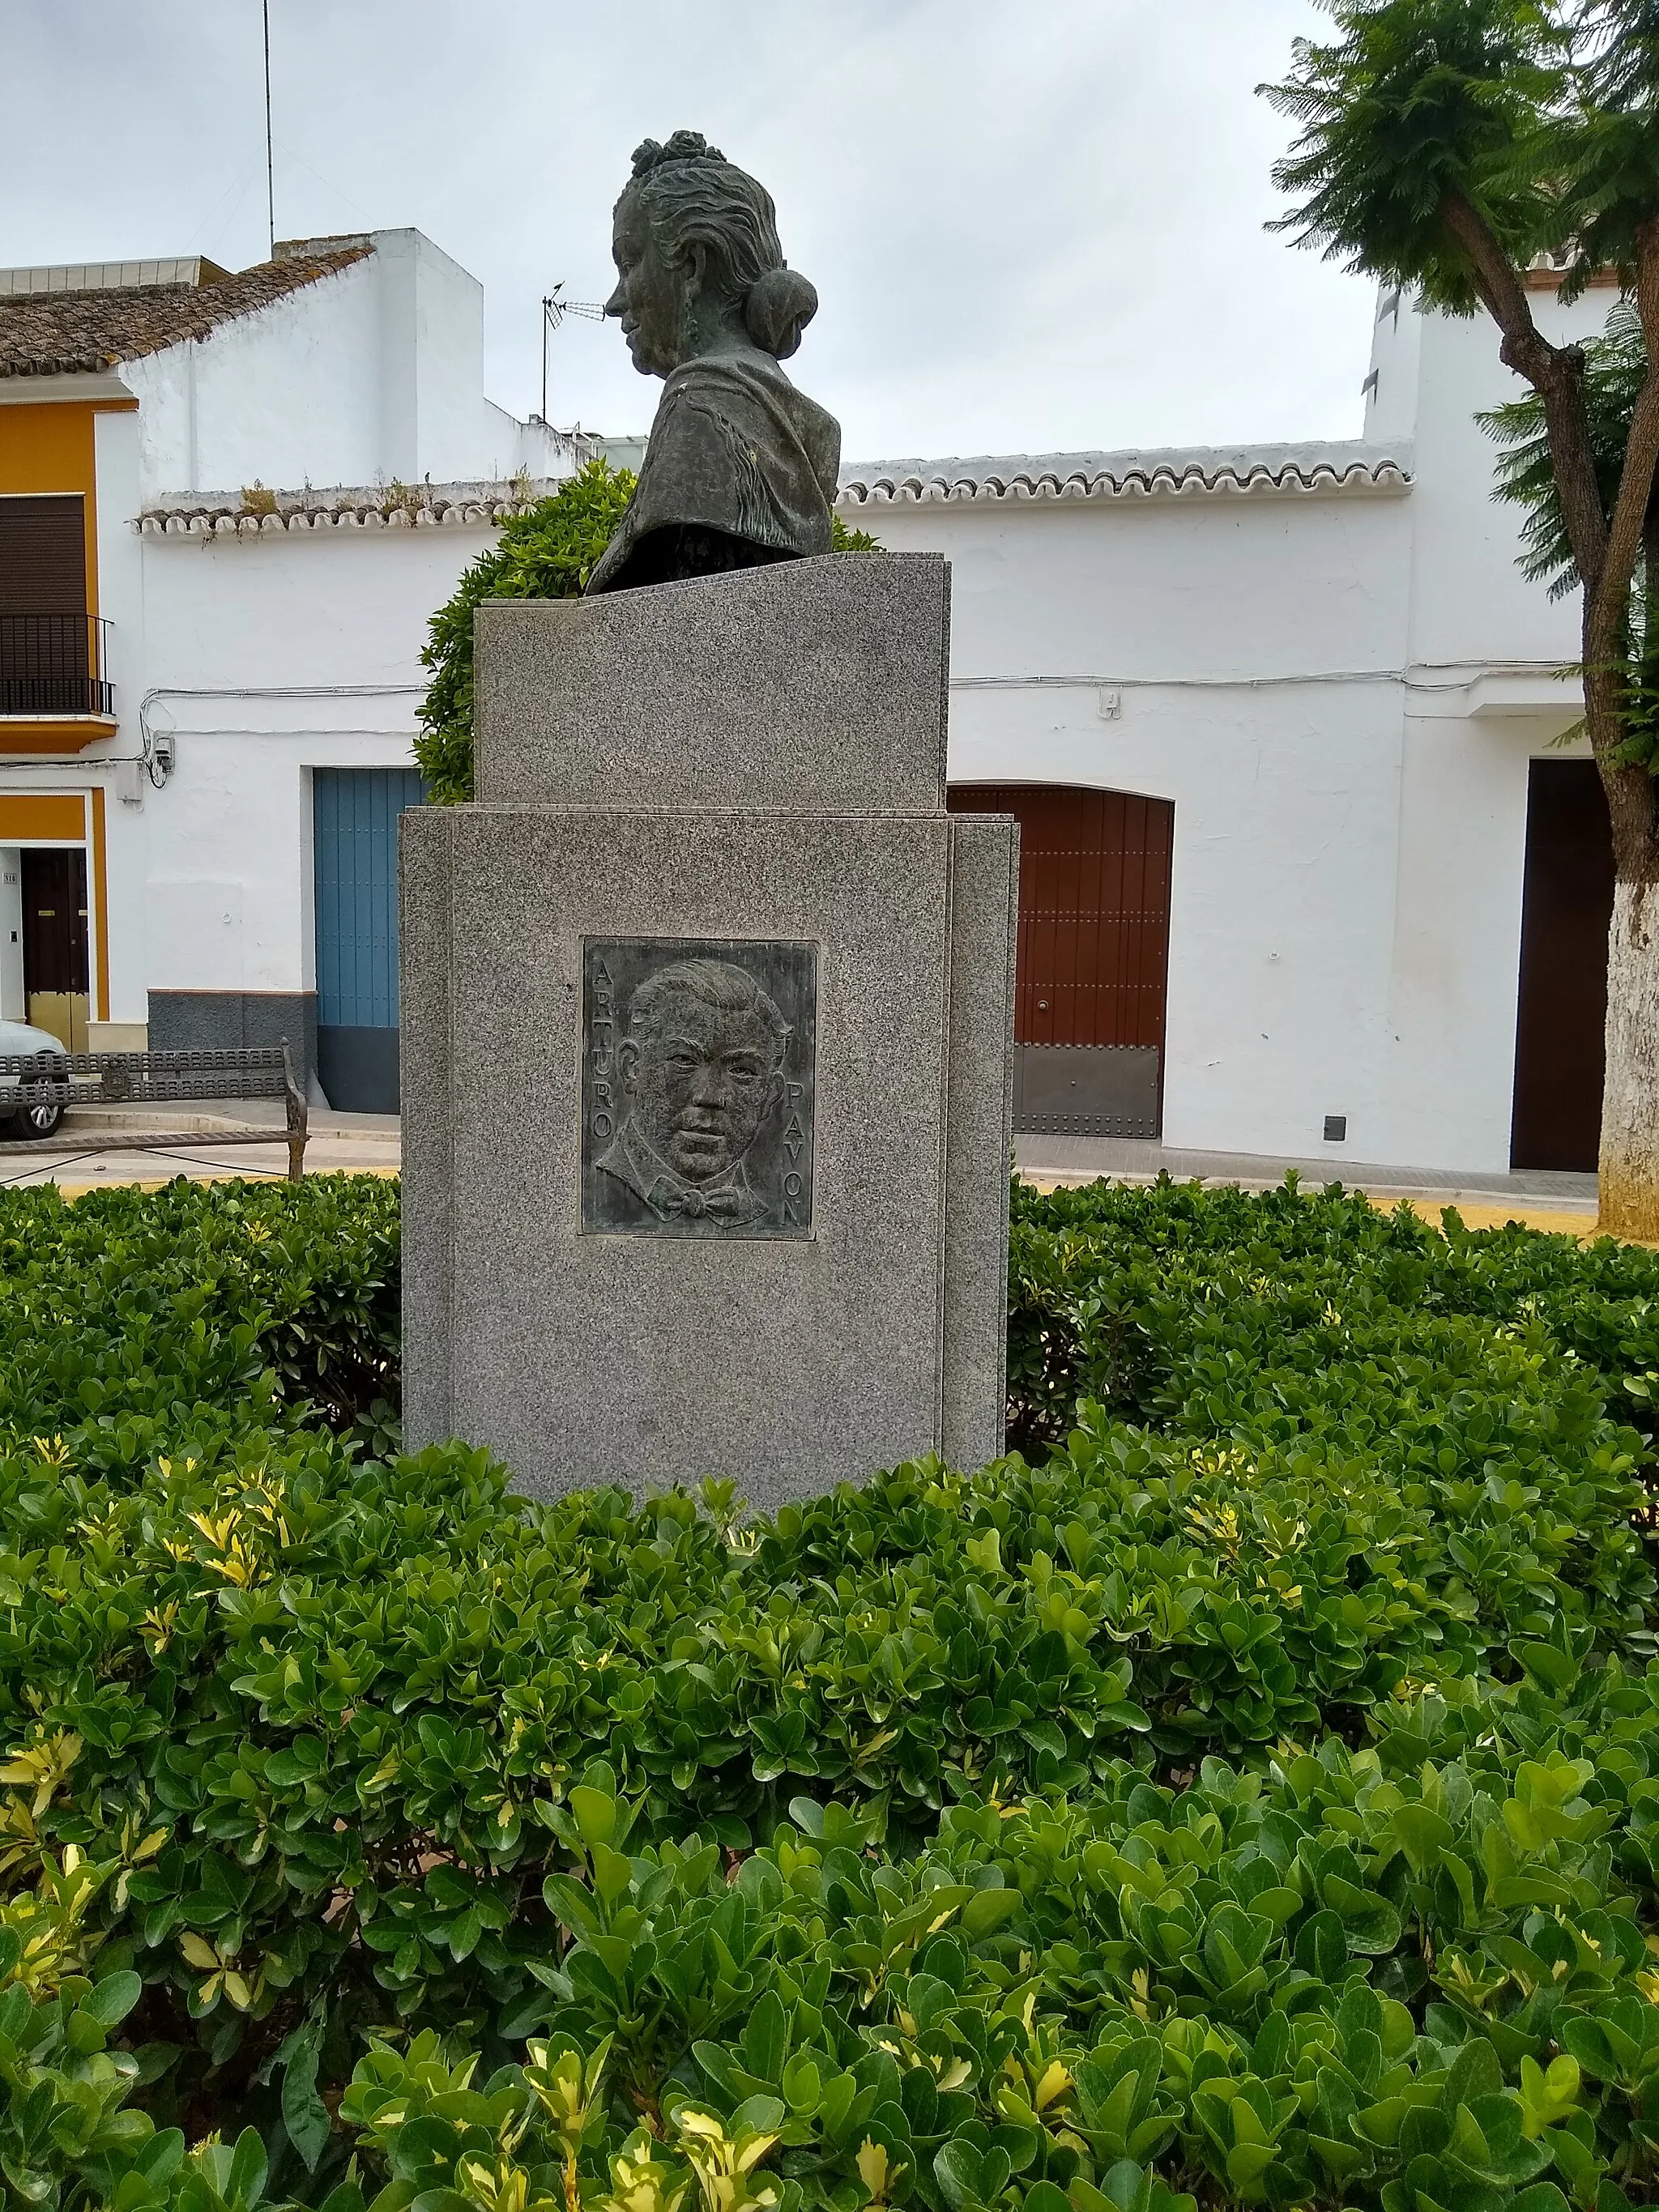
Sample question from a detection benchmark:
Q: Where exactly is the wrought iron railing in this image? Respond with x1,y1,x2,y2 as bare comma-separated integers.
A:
0,614,113,717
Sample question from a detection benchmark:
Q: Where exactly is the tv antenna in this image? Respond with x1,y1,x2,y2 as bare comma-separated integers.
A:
262,0,275,257
539,285,606,425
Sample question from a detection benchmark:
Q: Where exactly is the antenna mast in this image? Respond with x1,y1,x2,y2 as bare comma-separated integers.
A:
539,285,605,425
262,0,275,258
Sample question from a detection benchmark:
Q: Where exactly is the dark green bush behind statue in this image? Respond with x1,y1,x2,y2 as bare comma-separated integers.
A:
413,462,633,805
415,458,881,804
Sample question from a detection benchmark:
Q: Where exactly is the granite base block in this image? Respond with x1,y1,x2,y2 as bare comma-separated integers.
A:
403,808,986,1502
402,556,1014,1502
942,812,1018,1470
475,553,949,816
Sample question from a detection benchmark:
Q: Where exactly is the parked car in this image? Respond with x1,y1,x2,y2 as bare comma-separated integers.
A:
0,1020,68,1140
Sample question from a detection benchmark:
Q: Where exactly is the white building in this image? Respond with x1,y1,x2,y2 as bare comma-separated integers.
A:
0,232,1613,1164
0,231,586,1107
842,278,1608,1177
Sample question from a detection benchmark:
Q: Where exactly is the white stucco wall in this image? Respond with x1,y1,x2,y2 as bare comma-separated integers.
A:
854,483,1415,1161
937,492,1411,683
946,671,1408,1160
1388,293,1607,673
120,525,496,1003
49,230,578,1034
0,854,23,1021
126,262,382,501
125,229,569,502
90,401,150,1024
842,279,1619,1174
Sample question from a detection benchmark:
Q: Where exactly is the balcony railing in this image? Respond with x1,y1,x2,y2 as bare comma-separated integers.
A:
0,614,113,718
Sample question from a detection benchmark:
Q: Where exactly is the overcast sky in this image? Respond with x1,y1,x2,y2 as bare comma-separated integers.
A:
2,1,1379,462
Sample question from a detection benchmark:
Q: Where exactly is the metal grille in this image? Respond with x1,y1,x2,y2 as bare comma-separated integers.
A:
949,783,1175,1136
0,1046,296,1107
0,614,113,716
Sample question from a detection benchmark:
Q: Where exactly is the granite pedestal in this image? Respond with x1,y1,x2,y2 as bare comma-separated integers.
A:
400,552,1016,1502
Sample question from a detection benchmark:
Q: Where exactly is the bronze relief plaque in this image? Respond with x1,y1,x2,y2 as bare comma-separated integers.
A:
581,937,817,1238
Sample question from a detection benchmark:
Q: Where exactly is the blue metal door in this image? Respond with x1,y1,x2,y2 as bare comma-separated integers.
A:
313,767,424,1111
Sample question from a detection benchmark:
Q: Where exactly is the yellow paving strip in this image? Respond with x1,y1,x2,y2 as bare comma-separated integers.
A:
1387,1197,1596,1237
1384,1196,1659,1246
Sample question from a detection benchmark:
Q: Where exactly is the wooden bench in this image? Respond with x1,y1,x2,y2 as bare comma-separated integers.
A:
0,1045,308,1180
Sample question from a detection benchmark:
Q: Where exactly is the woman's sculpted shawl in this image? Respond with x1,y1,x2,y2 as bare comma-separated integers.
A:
586,354,841,595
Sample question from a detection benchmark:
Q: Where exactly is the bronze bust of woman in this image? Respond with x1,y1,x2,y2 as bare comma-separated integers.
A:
585,131,842,596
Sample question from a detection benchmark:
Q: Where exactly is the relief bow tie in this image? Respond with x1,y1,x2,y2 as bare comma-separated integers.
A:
646,1178,752,1221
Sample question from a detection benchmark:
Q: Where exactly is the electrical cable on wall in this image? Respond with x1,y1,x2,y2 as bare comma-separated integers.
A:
0,685,425,788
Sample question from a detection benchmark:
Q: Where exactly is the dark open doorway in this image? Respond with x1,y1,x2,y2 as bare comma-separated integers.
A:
1511,759,1614,1171
21,847,89,1051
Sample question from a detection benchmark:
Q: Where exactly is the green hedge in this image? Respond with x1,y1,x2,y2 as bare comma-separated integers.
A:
2,1174,1659,2212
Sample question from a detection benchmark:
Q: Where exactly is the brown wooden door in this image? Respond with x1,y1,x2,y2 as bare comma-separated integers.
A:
21,848,89,1051
1511,760,1614,1171
949,783,1175,1136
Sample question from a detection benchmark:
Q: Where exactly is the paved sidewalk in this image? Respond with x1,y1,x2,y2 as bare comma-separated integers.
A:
0,1109,1614,1235
0,1100,401,1193
1015,1133,1602,1235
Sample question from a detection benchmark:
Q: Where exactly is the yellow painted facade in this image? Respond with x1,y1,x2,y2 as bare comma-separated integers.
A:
0,403,100,614
0,790,111,1024
0,394,134,754
0,395,133,1019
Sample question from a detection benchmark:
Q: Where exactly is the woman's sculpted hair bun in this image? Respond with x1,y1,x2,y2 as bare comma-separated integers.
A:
743,266,817,360
625,130,819,360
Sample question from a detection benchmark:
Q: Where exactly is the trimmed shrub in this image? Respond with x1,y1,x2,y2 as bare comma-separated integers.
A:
414,462,638,805
2,1173,1659,2210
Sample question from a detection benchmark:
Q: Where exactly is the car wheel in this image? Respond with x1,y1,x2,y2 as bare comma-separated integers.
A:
9,1097,63,1141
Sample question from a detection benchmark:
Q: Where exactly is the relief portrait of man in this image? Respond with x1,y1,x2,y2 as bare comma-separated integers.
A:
595,957,791,1229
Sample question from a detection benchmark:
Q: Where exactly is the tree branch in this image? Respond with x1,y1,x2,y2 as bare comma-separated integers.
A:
1439,190,1548,343
1595,219,1659,649
1638,214,1659,361
1439,190,1610,595
1590,215,1659,880
1589,373,1659,665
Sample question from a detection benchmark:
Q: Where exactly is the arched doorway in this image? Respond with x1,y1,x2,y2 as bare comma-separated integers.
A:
948,783,1175,1137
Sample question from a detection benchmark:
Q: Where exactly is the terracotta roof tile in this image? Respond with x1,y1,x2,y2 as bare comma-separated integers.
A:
838,441,1414,508
0,246,373,377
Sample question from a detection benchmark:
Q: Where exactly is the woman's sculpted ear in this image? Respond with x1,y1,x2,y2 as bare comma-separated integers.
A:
744,266,818,360
680,237,712,298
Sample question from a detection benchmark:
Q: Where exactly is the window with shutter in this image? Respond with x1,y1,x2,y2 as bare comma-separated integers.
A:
0,497,86,614
0,496,93,712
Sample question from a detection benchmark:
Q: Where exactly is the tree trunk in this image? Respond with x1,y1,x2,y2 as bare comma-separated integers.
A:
1600,877,1659,1240
1436,195,1659,1236
1586,498,1659,1240
1584,661,1659,1238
